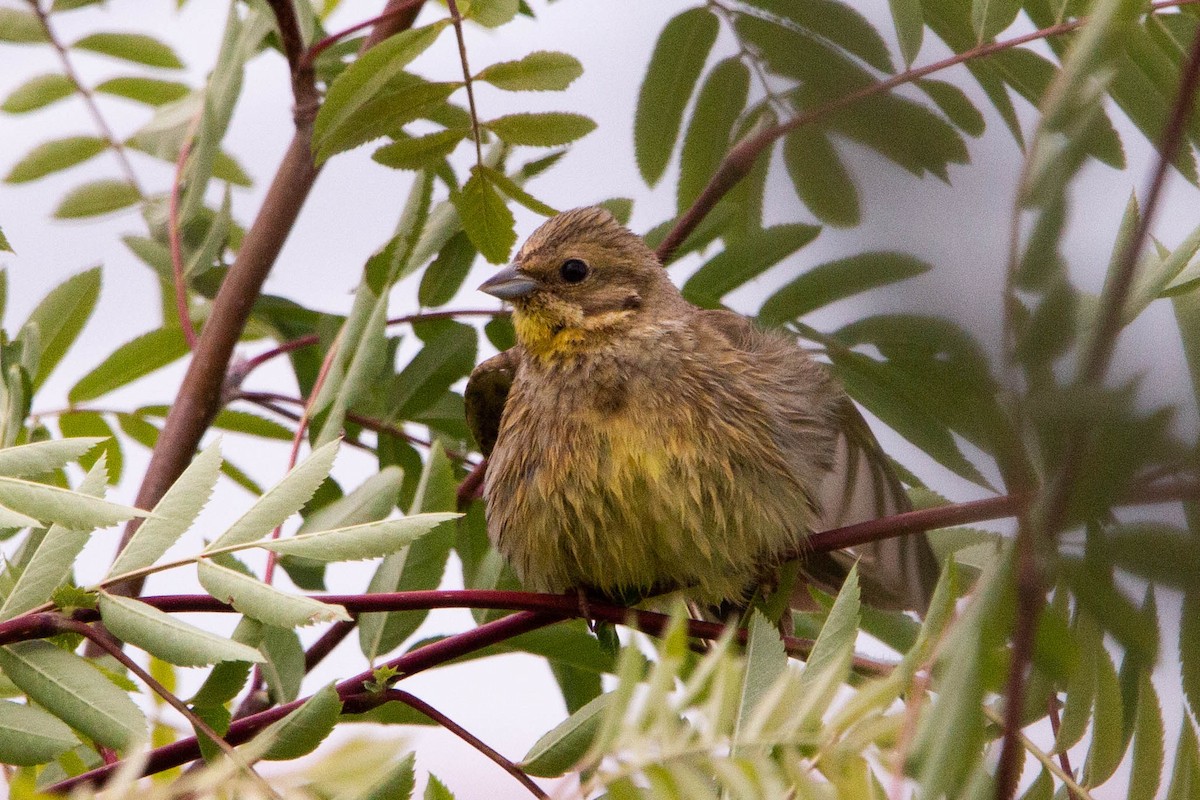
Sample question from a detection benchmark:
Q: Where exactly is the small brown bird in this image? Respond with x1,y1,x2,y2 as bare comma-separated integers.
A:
465,207,937,612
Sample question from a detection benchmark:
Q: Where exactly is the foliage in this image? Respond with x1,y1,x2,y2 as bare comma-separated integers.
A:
0,0,1199,798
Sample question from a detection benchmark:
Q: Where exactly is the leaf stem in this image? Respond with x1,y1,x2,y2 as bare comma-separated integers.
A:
444,0,484,168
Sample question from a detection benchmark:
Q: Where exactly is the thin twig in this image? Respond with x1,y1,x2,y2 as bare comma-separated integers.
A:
445,0,484,167
28,1,143,194
344,689,549,799
983,706,1096,800
1047,696,1080,798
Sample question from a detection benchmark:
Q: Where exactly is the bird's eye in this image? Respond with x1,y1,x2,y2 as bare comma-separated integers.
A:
559,258,589,283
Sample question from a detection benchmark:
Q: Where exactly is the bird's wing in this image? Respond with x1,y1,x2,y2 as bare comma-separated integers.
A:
696,309,939,611
464,347,520,457
807,398,940,612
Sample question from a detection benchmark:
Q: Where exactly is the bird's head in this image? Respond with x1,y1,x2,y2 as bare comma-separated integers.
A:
479,207,676,360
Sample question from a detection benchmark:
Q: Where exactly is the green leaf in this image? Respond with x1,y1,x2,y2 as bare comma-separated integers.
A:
389,320,476,421
0,226,10,253
465,0,518,27
1182,592,1200,725
21,266,100,391
107,441,222,578
521,691,612,777
189,618,261,708
452,170,516,264
98,593,264,667
888,0,924,64
372,129,468,171
750,0,895,73
260,512,457,562
0,459,108,620
0,641,145,750
971,0,1020,41
260,683,341,760
484,112,596,147
423,774,454,800
1128,673,1165,800
481,165,558,217
0,9,47,43
0,700,77,765
298,467,403,534
677,58,749,212
783,127,859,227
72,32,183,68
682,223,820,307
419,231,477,307
312,22,451,161
69,326,188,403
94,76,190,106
206,440,340,550
1083,640,1125,787
208,409,294,441
1166,720,1200,800
759,252,930,326
477,50,582,91
196,560,350,627
6,137,108,184
0,438,102,478
53,179,140,219
918,79,985,138
634,8,718,186
1,74,74,113
58,412,121,483
259,625,304,704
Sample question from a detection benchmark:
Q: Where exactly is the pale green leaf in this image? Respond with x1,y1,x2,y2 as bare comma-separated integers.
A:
53,179,140,219
0,471,142,530
107,441,221,578
522,691,612,777
309,284,389,447
72,32,183,68
1,74,74,113
733,609,787,749
634,8,718,185
0,459,109,619
259,625,304,704
260,683,342,760
477,50,582,91
98,593,264,667
206,440,340,550
0,438,103,478
6,137,107,183
196,560,350,627
791,565,860,727
0,640,145,750
259,512,458,562
298,467,403,534
0,700,77,765
484,112,596,147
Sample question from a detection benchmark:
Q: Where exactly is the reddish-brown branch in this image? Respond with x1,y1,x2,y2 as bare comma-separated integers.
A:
655,0,1200,263
50,611,557,792
457,457,487,508
343,689,549,799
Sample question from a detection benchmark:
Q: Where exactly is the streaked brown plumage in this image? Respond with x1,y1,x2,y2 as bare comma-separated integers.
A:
466,207,937,610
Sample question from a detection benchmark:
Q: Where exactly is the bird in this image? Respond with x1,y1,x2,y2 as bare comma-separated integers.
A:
464,206,938,614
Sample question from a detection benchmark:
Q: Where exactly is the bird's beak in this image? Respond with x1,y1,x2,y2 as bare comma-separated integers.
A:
479,265,540,300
